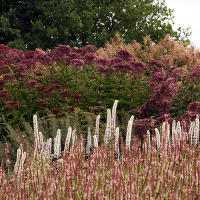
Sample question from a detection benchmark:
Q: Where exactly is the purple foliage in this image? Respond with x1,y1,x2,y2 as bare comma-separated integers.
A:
5,101,20,109
0,65,10,74
133,118,152,138
156,113,173,123
51,107,61,114
95,58,110,66
0,44,198,138
24,81,37,88
33,53,53,65
190,64,200,81
40,86,54,95
129,61,148,74
0,90,11,99
116,49,132,61
1,91,12,100
12,64,27,74
62,56,71,65
139,79,177,118
188,101,200,113
36,98,51,107
24,51,36,59
36,85,48,91
58,90,71,97
48,77,62,84
2,75,17,82
110,57,123,66
70,93,87,99
95,65,108,73
6,49,25,62
0,44,10,54
150,70,166,82
83,45,97,54
130,60,182,119
0,54,11,65
149,59,164,68
33,72,43,77
52,45,72,60
69,53,81,60
72,47,84,55
83,53,96,65
19,59,35,69
181,110,198,122
51,84,62,90
167,67,184,81
70,59,84,67
113,63,132,72
129,109,142,116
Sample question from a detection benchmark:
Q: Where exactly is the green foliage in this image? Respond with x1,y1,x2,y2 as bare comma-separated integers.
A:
0,61,151,162
1,0,191,50
171,76,200,117
3,63,147,127
0,15,26,50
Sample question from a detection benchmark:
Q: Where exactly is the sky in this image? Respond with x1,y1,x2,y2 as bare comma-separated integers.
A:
165,0,200,49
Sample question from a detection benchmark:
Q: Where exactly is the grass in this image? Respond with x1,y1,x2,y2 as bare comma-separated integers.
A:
0,100,200,199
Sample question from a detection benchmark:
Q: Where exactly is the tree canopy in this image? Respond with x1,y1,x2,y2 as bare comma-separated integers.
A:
0,0,191,50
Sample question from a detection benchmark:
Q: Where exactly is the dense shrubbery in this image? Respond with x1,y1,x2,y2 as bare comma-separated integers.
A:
0,33,199,163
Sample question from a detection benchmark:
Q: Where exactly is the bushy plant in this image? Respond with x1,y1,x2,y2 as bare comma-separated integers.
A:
97,33,200,69
0,35,199,164
0,43,150,129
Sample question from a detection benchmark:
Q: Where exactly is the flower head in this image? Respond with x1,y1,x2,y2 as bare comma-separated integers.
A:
95,65,108,73
113,63,132,72
52,107,61,114
70,59,84,68
110,57,123,66
188,101,200,113
83,45,97,53
116,49,132,61
130,61,148,74
5,101,20,109
190,64,200,81
0,44,10,54
149,60,164,68
95,58,109,66
83,53,96,65
52,45,72,59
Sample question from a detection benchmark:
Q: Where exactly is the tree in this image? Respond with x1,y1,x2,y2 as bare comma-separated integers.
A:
0,0,43,50
0,0,191,50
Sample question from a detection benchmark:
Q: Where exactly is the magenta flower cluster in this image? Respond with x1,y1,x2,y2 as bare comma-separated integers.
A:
130,60,186,120
0,44,199,131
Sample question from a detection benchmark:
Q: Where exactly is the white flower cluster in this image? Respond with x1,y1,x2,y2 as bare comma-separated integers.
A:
104,100,119,145
114,127,120,158
153,115,200,153
125,115,134,152
14,144,26,180
33,115,52,160
54,129,61,159
14,100,200,175
190,116,199,147
86,127,92,156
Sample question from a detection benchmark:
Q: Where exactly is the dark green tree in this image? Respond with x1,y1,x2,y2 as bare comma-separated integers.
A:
0,0,43,50
0,0,191,50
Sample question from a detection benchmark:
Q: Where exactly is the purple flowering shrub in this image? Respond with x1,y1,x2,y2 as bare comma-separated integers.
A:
130,60,184,118
0,43,199,139
169,63,200,119
0,45,148,128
